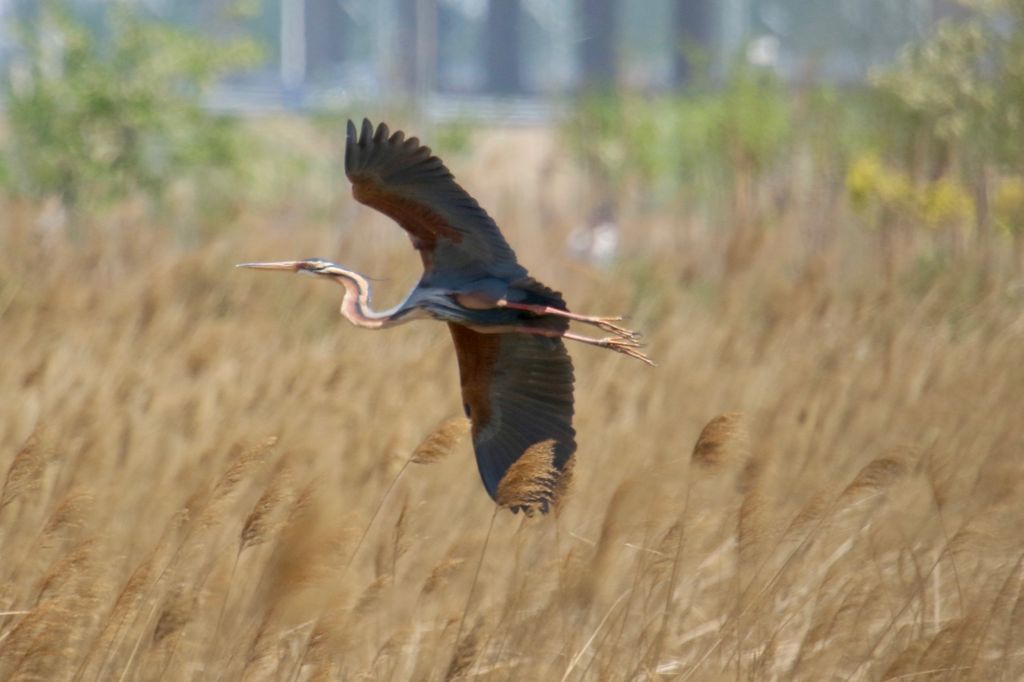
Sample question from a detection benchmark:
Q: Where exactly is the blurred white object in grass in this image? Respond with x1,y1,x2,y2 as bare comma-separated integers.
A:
568,202,620,267
747,34,781,68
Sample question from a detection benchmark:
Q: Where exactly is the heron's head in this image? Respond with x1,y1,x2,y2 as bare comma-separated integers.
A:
236,259,341,279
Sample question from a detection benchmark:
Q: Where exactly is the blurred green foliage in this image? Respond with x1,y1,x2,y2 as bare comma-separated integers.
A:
847,153,974,231
994,178,1024,237
562,63,791,210
874,1,1024,168
1,0,261,213
860,0,1024,238
846,153,917,223
432,119,476,158
561,1,1024,265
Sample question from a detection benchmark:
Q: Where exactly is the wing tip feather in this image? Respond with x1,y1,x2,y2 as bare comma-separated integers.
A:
343,117,521,274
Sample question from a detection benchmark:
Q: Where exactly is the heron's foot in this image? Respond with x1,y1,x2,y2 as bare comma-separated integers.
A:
519,327,656,367
599,336,655,367
591,316,642,341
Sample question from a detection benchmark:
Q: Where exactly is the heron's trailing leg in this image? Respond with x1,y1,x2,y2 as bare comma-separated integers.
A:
509,326,655,366
497,300,640,341
565,332,654,366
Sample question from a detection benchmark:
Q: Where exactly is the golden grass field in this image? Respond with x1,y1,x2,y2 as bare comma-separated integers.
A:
1,126,1023,680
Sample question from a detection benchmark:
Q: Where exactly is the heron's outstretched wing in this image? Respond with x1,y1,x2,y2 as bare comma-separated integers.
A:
448,324,576,510
345,119,527,283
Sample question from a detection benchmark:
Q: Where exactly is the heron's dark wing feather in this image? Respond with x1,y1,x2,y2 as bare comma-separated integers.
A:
448,324,576,507
345,119,526,283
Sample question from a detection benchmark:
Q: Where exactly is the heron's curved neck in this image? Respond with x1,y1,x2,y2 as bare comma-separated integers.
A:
329,267,399,329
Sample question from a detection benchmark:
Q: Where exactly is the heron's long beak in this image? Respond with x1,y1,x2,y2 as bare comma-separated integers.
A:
236,261,304,272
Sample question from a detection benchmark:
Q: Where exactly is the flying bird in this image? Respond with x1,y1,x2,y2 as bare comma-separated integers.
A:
239,119,651,512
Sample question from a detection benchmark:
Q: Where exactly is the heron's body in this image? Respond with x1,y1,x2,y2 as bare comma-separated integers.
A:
240,120,650,512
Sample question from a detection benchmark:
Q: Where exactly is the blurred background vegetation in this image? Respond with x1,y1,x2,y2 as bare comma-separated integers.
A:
0,0,1019,279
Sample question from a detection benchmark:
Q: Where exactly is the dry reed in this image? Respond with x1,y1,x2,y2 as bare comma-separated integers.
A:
495,439,560,515
1,125,1022,680
410,416,469,465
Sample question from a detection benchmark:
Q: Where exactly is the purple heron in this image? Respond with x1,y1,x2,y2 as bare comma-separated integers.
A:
240,120,650,511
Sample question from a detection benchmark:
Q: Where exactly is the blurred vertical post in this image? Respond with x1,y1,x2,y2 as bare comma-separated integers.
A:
574,0,620,265
416,0,437,102
485,0,522,95
577,0,617,91
718,0,749,80
281,0,306,107
0,0,20,76
672,0,712,86
930,0,970,24
305,0,346,82
397,0,417,93
397,0,437,103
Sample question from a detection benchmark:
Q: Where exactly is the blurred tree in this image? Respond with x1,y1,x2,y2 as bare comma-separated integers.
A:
578,0,617,90
485,0,522,94
869,0,1024,254
1,0,260,219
